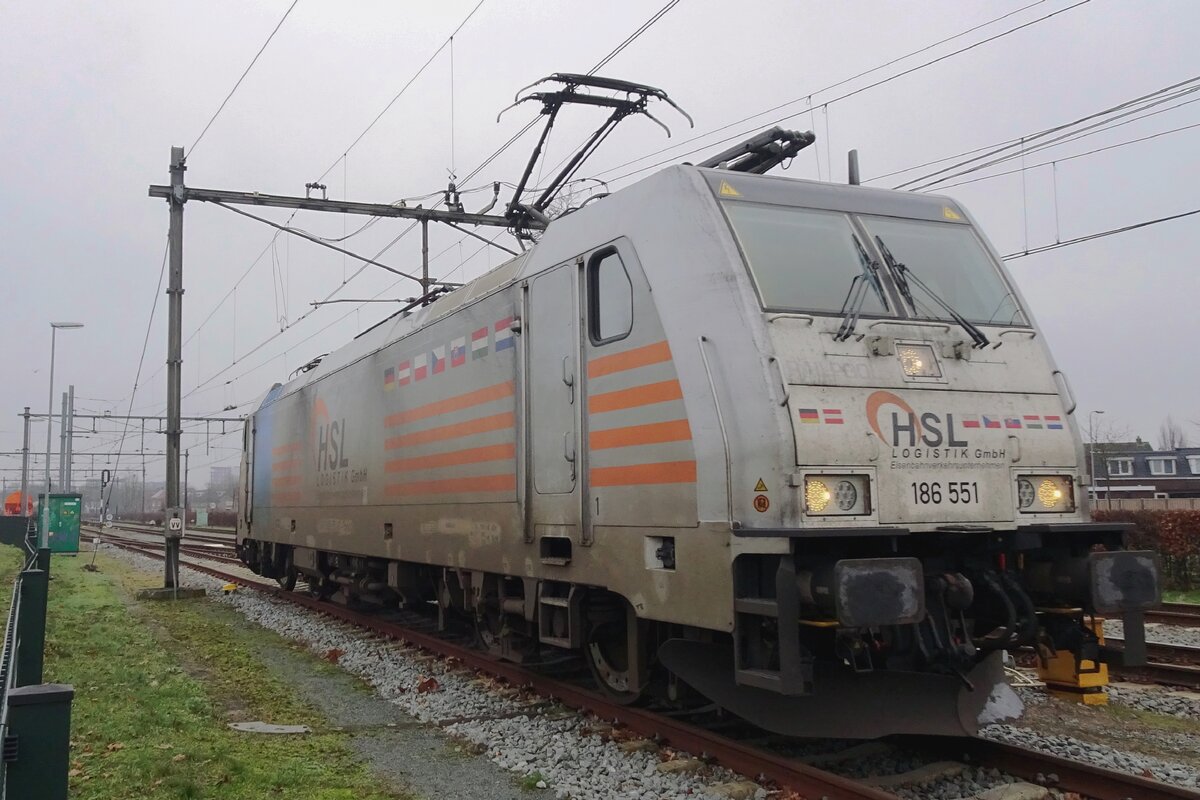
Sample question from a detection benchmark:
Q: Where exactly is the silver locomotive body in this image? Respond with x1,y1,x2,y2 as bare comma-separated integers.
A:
238,165,1158,738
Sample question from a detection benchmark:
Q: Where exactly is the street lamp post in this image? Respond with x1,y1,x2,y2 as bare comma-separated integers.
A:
1088,410,1105,503
42,321,84,549
43,322,84,495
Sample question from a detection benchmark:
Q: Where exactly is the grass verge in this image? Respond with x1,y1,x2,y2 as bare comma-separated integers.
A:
37,549,412,800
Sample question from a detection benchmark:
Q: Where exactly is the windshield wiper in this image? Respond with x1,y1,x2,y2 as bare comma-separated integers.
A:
834,234,887,341
875,235,990,348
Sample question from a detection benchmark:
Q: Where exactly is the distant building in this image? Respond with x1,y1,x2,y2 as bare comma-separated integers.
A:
1085,438,1200,499
209,466,235,487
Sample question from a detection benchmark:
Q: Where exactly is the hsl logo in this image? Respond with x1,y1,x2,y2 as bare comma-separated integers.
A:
311,397,349,472
866,390,969,448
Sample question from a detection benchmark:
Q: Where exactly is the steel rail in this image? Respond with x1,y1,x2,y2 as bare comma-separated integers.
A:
97,537,1200,800
919,736,1200,800
1146,603,1200,627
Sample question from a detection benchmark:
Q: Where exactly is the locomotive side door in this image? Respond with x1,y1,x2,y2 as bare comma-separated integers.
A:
526,264,581,533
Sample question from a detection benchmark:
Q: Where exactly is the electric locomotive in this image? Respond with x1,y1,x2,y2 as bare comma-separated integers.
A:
237,113,1158,738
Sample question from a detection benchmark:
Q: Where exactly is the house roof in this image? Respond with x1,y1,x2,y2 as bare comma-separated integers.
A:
1086,444,1200,480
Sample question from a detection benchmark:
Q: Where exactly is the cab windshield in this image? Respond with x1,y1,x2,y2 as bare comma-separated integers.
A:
723,202,886,314
723,201,1026,326
859,215,1026,326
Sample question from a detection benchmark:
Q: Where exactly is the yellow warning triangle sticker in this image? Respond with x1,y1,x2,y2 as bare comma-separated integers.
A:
942,206,962,220
719,180,741,197
754,478,768,492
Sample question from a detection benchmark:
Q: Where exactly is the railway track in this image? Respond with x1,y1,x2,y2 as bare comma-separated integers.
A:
1146,602,1200,627
87,519,235,545
83,524,240,565
1105,637,1200,690
87,535,1200,800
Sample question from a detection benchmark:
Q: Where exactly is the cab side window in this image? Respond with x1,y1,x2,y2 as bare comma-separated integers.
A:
587,248,633,344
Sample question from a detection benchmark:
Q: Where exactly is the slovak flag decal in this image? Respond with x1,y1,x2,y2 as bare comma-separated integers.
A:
451,337,466,367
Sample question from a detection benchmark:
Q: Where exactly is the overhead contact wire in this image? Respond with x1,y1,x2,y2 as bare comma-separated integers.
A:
188,0,301,157
1003,207,1200,260
593,0,1057,179
101,235,170,511
601,0,1093,184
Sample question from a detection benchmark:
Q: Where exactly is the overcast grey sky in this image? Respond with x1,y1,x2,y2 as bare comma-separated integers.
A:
1,0,1197,488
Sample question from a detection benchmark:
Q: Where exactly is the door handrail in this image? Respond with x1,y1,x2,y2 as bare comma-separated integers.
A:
698,335,733,526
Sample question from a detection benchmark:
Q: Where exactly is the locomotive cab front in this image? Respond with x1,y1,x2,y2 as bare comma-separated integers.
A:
659,170,1159,738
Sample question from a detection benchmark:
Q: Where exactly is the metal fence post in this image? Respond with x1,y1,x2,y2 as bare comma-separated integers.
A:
4,684,74,800
14,569,47,687
36,547,50,577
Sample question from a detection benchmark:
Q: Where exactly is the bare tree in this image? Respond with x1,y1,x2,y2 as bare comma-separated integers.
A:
1158,415,1189,450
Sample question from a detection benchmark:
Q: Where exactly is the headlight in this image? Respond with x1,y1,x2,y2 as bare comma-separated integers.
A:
805,475,870,516
897,343,941,378
1016,475,1074,513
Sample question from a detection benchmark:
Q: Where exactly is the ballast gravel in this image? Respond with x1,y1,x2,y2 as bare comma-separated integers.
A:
982,723,1200,789
1107,684,1200,718
1106,618,1200,649
102,548,754,800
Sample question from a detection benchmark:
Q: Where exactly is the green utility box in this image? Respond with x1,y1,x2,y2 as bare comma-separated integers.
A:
37,493,81,554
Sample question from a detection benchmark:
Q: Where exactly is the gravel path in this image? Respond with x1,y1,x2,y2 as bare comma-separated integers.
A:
102,547,752,800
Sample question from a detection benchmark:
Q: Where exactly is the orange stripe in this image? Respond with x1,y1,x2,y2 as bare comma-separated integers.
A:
590,460,697,487
272,475,302,488
385,381,514,427
272,491,305,504
384,473,516,496
590,419,692,450
385,412,515,449
272,457,302,472
587,340,672,379
589,379,683,414
272,442,302,456
385,443,516,473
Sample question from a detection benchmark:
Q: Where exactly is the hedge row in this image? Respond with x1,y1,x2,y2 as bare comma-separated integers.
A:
1093,509,1200,590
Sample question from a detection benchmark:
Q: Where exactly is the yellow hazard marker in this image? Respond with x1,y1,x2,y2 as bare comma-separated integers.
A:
942,206,962,220
754,478,768,492
718,180,741,197
222,583,238,595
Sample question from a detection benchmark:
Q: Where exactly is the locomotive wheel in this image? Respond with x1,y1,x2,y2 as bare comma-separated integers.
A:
276,568,297,592
308,577,336,600
474,606,505,654
586,620,642,704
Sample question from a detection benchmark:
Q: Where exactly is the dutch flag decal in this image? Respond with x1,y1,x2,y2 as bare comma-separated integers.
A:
495,317,515,352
